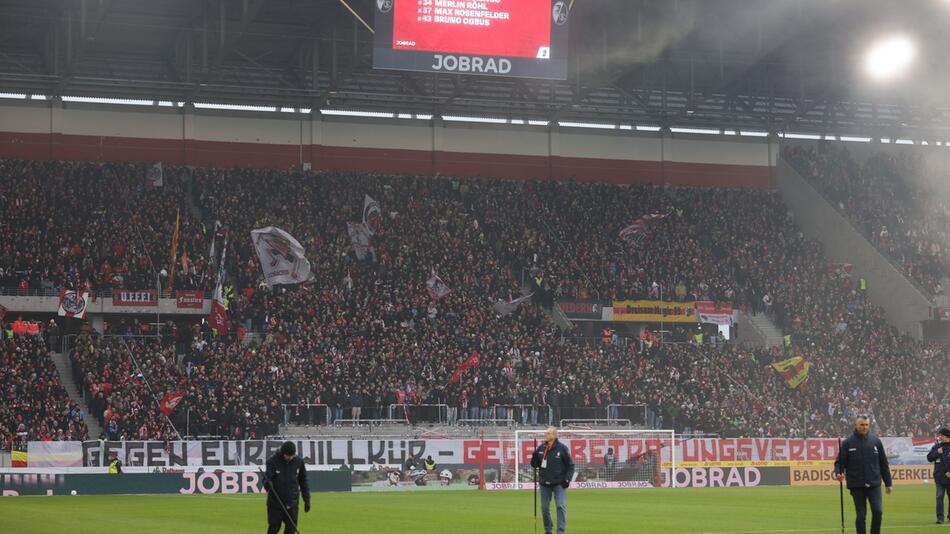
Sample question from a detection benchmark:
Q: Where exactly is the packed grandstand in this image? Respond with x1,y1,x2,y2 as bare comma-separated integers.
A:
1,155,947,453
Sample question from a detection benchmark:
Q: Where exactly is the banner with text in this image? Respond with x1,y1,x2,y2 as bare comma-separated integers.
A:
612,300,698,323
112,290,158,307
26,437,931,469
696,301,737,325
557,300,608,321
174,290,204,309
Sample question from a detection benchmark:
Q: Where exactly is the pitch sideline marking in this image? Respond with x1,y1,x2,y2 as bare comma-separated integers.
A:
692,525,942,534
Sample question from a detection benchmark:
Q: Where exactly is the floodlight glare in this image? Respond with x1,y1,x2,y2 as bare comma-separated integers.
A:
864,35,916,82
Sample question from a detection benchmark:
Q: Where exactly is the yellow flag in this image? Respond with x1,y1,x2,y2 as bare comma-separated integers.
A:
167,208,180,291
771,356,812,388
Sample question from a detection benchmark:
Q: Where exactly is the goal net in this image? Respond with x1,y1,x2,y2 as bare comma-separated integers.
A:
501,429,675,489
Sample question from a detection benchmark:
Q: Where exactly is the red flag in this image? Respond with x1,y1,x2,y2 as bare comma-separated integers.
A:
159,391,186,417
448,351,480,385
209,284,230,335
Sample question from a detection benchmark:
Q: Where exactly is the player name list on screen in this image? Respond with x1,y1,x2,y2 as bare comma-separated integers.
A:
396,0,550,58
373,0,569,80
421,0,510,23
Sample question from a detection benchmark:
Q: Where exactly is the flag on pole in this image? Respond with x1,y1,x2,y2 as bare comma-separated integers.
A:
426,272,452,300
771,356,812,388
57,289,90,319
208,220,222,261
159,391,187,417
363,194,382,235
618,212,669,244
250,226,312,286
167,208,180,291
346,222,374,261
492,292,535,317
208,231,229,335
448,351,480,385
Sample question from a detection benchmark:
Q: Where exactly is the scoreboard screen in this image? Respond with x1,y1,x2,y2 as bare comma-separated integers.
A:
373,0,570,80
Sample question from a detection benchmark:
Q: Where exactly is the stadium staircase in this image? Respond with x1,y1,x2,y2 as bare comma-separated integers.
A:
776,157,933,339
737,311,784,348
543,295,573,331
50,352,103,439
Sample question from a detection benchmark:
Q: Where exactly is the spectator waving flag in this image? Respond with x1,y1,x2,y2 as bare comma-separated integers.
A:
771,356,812,388
363,194,382,235
619,212,670,244
426,272,452,300
57,289,90,319
250,226,312,286
158,391,186,417
448,351,480,385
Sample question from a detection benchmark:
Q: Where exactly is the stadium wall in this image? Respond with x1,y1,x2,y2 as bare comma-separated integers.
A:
0,101,774,188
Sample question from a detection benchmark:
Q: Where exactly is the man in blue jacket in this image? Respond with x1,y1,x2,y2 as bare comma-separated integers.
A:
531,427,575,534
926,428,950,524
834,416,893,534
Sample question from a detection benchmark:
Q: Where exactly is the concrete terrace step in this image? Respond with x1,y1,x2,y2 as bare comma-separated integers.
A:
49,352,103,438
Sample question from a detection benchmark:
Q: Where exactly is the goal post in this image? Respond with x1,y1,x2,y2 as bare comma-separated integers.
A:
507,428,676,489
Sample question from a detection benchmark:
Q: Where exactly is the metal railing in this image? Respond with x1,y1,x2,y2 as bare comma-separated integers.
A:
282,403,330,427
490,404,553,426
0,286,212,299
62,333,167,355
606,404,648,427
388,404,448,424
560,418,633,428
332,418,406,427
457,418,515,427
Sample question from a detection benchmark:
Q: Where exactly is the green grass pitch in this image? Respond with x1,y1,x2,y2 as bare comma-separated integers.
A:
0,485,942,533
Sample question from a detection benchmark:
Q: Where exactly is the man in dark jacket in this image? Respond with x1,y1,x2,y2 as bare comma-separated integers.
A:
531,427,574,534
926,428,950,524
264,441,311,534
834,416,893,534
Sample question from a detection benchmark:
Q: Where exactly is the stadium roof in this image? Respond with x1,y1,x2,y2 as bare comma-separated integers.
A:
0,0,948,140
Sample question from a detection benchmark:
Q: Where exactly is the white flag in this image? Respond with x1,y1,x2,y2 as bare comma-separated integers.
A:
58,289,90,319
147,162,164,188
492,292,534,317
346,222,374,261
362,195,382,236
250,227,312,286
426,273,452,300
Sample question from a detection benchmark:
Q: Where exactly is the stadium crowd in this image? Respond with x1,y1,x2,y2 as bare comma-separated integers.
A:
1,158,947,444
0,332,88,451
0,159,211,295
784,144,949,296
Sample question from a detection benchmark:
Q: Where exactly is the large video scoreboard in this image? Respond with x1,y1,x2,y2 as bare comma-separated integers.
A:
373,0,570,80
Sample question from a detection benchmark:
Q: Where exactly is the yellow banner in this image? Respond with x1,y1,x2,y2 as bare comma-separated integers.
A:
612,300,697,323
790,465,932,486
771,356,812,388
